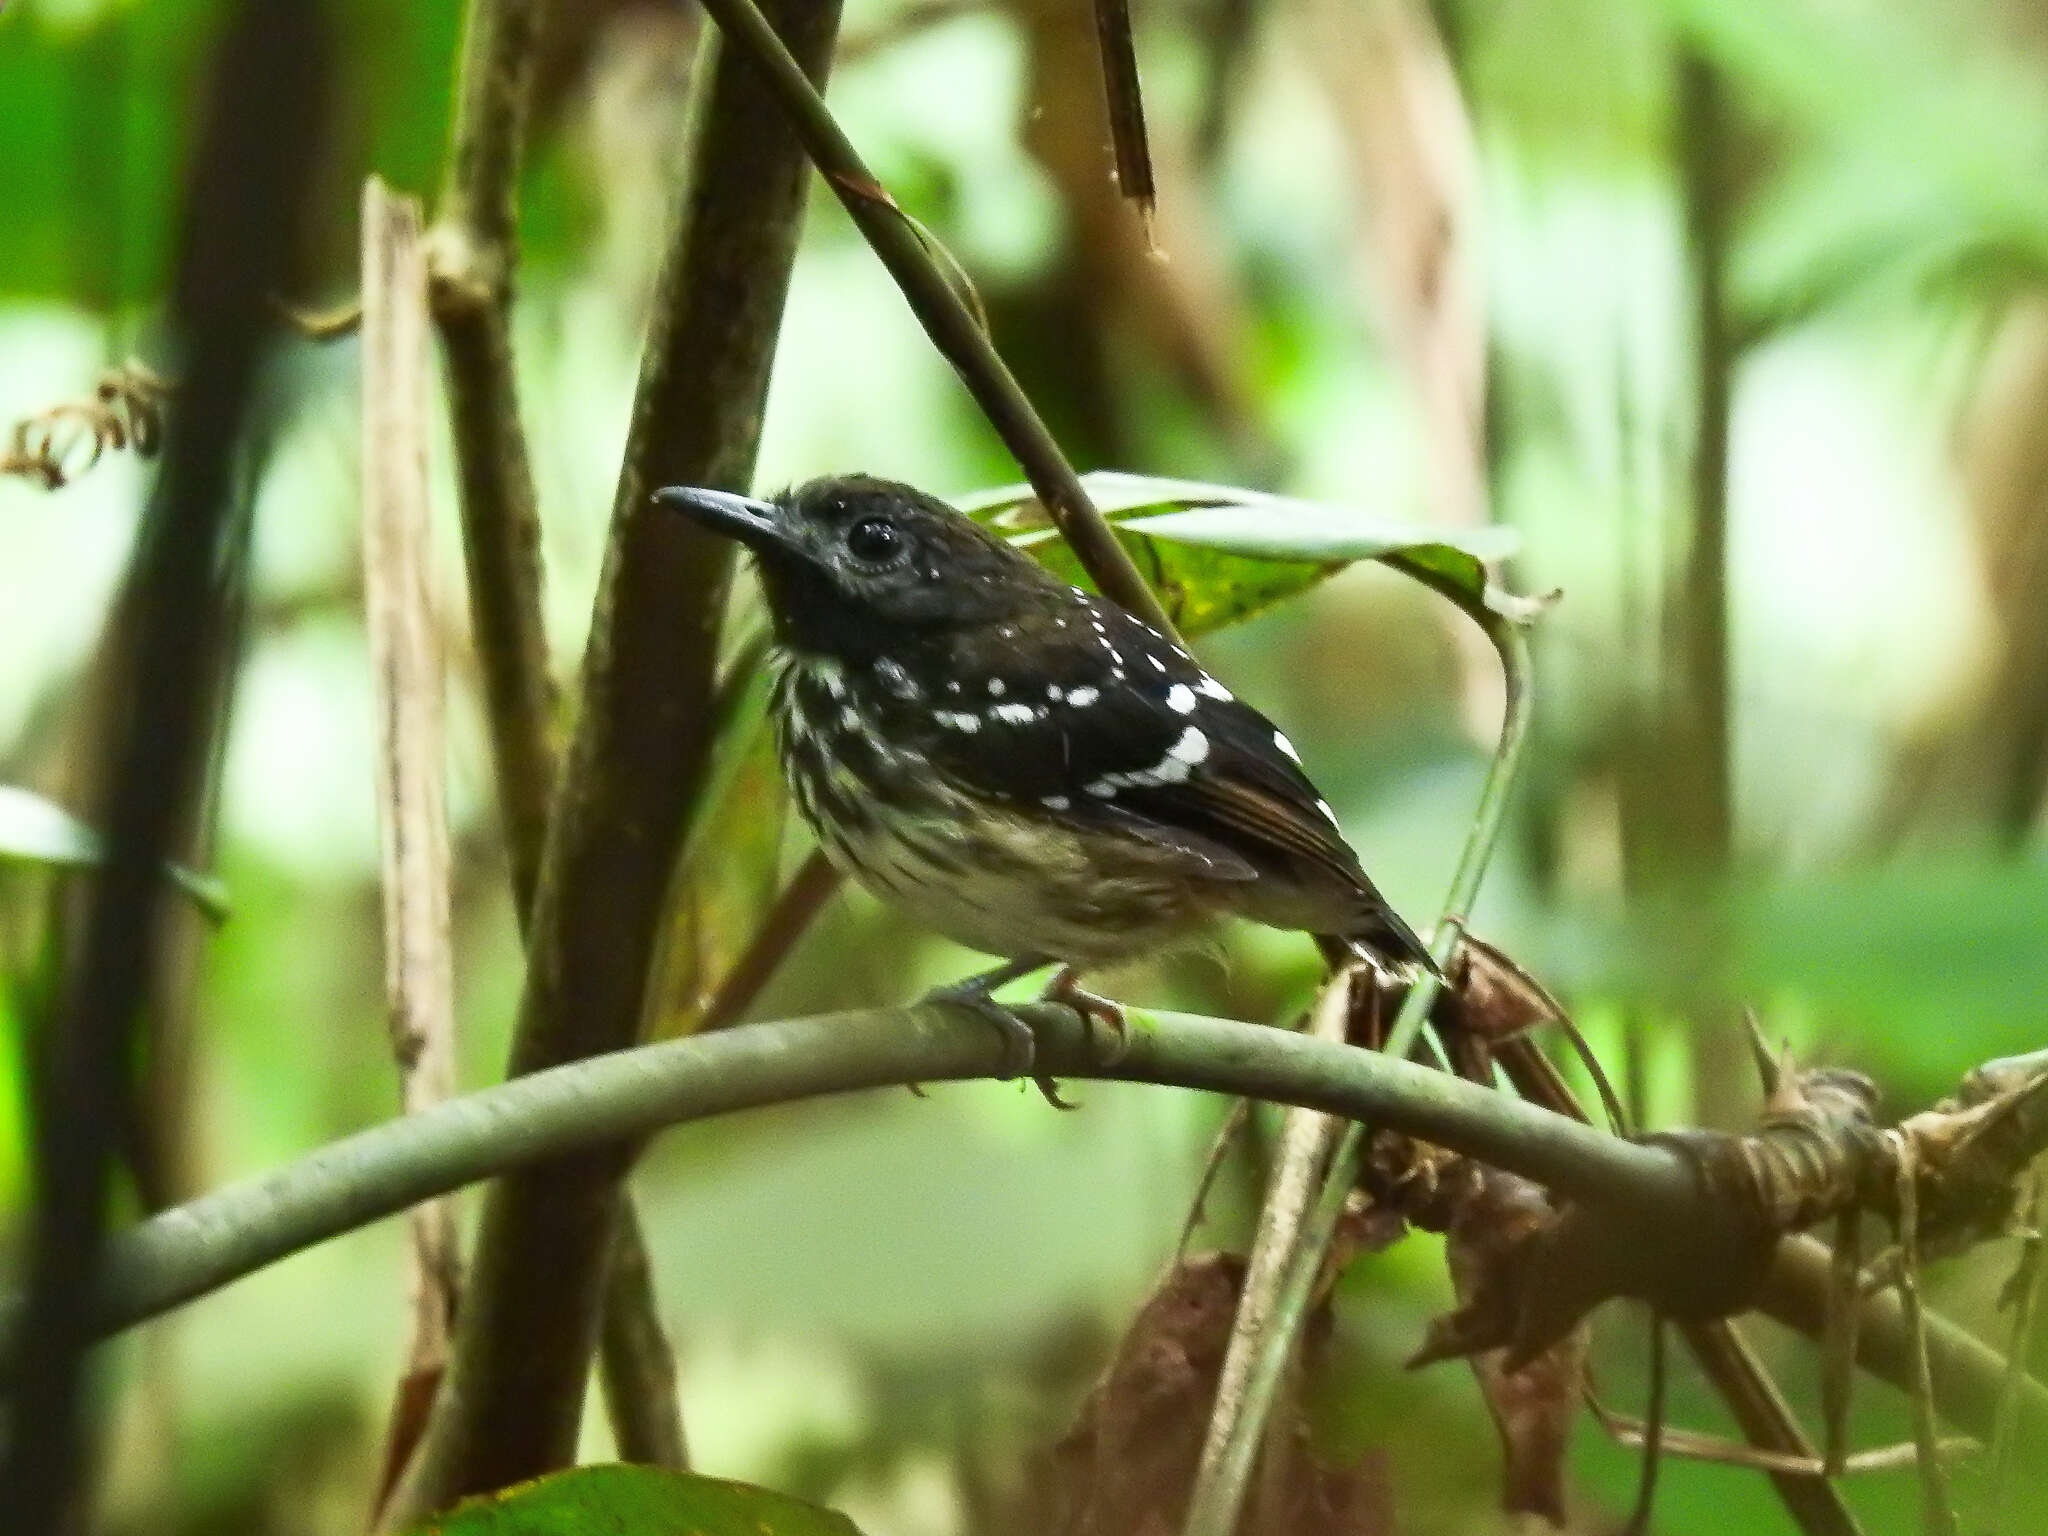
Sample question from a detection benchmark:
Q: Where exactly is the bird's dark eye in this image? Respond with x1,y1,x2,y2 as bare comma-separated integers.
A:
846,517,904,565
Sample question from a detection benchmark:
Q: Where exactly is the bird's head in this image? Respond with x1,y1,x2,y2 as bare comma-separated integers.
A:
655,474,1055,660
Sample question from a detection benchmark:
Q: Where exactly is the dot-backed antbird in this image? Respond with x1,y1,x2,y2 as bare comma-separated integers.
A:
657,475,1434,1079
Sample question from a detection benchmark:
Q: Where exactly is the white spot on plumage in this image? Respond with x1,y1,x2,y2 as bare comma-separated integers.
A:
935,710,981,733
875,658,918,699
1046,684,1064,701
1042,794,1070,810
1067,685,1099,707
1316,798,1339,823
1166,683,1196,714
993,702,1038,725
1086,781,1116,798
1169,725,1209,768
1147,654,1167,673
841,706,861,730
823,667,847,700
1273,729,1301,763
946,679,961,695
1196,674,1232,701
987,677,1007,696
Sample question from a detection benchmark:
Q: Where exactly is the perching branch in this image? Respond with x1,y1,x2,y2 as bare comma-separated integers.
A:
389,0,847,1516
14,1003,2045,1457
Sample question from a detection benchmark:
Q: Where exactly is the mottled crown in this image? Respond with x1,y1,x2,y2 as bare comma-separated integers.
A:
752,476,1059,659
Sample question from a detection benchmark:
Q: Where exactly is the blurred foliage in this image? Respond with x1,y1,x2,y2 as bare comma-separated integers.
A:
4,0,2048,1531
401,1464,869,1535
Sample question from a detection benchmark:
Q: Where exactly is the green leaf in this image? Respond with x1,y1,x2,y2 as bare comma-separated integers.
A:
402,1465,868,1536
954,472,1524,638
0,786,229,922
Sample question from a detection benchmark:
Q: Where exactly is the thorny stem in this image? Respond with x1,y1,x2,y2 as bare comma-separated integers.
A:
690,0,1176,638
1182,606,1533,1536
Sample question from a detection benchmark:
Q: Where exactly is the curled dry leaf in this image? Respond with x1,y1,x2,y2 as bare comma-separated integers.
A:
1361,1154,1583,1525
1014,1254,1392,1536
0,362,168,489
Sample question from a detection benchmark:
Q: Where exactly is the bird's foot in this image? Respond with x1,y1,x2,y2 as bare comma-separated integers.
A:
922,956,1049,1083
1042,966,1128,1060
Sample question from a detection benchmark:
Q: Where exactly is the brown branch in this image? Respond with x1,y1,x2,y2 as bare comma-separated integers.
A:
429,0,557,918
597,1214,688,1469
359,179,465,1509
421,0,691,1484
1491,1026,1862,1536
387,0,848,1516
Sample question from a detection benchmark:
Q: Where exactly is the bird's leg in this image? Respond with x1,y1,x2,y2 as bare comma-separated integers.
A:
1042,966,1127,1056
921,955,1052,1083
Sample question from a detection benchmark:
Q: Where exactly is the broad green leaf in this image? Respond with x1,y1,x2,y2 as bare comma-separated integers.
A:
0,786,228,921
403,1464,867,1536
955,472,1523,638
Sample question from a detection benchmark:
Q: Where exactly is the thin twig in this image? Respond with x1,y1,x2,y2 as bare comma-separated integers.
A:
359,178,464,1507
698,850,841,1031
1894,1132,1962,1536
1590,1386,1977,1476
1988,1167,2048,1533
598,1216,688,1469
1177,1098,1253,1260
1180,607,1534,1536
1189,976,1353,1514
1090,0,1156,226
692,0,1174,638
1502,1033,1867,1536
1623,1313,1668,1536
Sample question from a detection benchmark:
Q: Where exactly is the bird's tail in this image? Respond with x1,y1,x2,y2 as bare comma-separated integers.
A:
1344,902,1441,980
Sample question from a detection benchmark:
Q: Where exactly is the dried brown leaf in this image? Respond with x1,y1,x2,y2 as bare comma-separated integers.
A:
1015,1254,1392,1536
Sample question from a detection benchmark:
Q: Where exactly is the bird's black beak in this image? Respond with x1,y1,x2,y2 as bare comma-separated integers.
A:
654,486,798,558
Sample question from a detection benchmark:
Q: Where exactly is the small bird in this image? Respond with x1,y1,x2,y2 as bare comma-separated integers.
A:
657,475,1433,1075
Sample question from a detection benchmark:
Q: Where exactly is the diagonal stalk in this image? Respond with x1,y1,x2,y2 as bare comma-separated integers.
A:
691,0,1173,638
1182,600,1532,1536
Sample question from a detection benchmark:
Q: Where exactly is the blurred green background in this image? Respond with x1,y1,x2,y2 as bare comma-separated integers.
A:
4,0,2048,1531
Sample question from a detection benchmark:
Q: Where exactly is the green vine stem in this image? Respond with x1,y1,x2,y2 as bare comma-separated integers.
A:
5,1001,2040,1460
1182,595,1535,1536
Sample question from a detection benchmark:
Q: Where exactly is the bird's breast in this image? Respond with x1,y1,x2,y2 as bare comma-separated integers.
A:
766,651,1212,963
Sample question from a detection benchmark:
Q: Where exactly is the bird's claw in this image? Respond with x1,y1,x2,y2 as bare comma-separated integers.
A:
1043,966,1128,1059
925,980,1039,1080
922,959,1084,1109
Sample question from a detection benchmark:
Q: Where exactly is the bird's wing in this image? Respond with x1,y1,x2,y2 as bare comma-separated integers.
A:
896,598,1370,896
